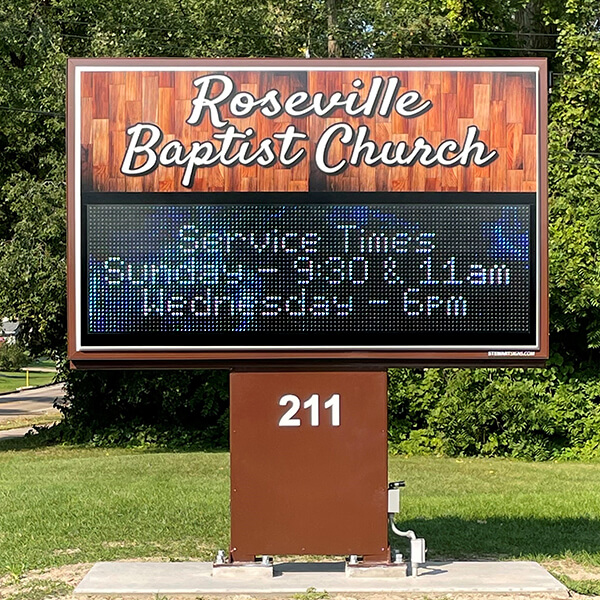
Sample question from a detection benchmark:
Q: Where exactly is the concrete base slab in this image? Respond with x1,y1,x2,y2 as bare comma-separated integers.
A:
75,560,568,596
346,562,409,578
212,563,273,579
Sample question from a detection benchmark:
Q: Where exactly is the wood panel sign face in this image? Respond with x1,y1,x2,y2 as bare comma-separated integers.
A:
67,58,548,366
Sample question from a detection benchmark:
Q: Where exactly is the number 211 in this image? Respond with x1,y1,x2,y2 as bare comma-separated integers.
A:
278,393,341,427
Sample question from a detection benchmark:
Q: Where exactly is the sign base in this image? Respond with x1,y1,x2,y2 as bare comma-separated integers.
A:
230,371,389,563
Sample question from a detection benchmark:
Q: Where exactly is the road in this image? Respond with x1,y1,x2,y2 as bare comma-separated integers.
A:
0,383,65,439
0,383,65,420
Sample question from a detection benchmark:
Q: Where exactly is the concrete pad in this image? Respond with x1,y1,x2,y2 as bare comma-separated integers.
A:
213,563,274,579
74,560,568,596
346,562,408,578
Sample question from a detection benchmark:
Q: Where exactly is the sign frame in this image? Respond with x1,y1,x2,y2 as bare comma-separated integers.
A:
67,57,548,368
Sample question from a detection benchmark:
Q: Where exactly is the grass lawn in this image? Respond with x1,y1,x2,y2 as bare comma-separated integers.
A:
0,444,599,592
0,371,56,394
27,359,57,369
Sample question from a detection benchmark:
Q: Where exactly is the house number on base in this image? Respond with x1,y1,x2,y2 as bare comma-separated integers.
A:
278,393,341,427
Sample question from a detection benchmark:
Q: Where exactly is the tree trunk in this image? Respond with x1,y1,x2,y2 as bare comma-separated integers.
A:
327,0,341,57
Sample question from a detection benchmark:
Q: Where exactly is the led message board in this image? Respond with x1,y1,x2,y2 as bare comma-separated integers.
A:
67,58,548,366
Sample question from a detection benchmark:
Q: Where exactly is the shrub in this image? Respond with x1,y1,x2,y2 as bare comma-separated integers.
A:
388,358,600,460
0,342,29,371
55,367,229,449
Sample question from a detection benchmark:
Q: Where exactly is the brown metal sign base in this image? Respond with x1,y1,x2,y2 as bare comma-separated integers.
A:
230,371,389,563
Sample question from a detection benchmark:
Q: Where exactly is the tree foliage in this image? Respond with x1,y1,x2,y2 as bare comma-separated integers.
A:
387,0,600,460
0,341,28,371
547,0,600,351
388,360,600,460
54,368,229,448
0,0,599,453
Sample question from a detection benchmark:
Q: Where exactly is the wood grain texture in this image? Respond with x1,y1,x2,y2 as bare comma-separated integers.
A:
80,69,537,193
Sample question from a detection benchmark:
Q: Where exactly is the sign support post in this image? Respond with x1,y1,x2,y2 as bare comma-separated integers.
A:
230,370,389,563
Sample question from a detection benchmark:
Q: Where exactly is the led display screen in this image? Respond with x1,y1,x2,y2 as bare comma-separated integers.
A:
83,191,535,349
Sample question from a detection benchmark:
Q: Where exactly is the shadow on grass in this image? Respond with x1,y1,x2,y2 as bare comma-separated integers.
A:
394,516,600,561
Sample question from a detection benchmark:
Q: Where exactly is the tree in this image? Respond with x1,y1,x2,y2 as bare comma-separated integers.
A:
0,0,342,445
547,0,600,353
387,0,600,460
1,0,599,453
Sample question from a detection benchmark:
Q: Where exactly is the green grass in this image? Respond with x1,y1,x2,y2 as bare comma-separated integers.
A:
293,587,331,600
553,573,600,596
26,358,56,370
0,446,230,575
0,371,56,394
389,456,600,567
0,445,599,582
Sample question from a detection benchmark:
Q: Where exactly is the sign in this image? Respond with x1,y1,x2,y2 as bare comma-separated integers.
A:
67,58,548,366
